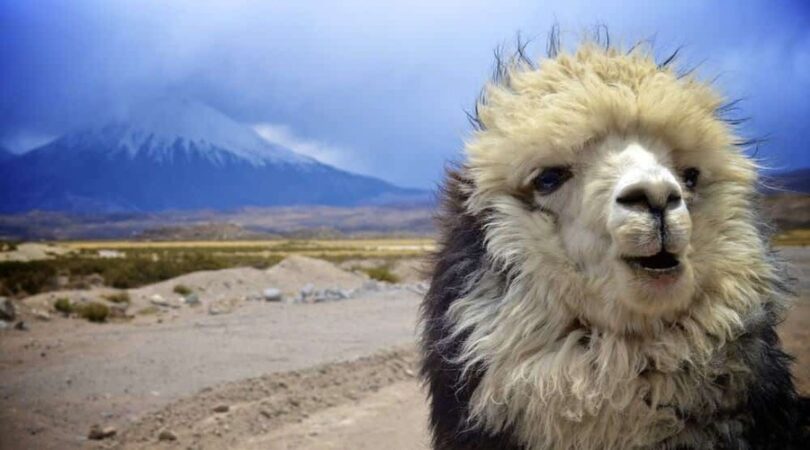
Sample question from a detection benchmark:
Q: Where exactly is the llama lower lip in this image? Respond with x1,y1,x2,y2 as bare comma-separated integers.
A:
623,251,681,276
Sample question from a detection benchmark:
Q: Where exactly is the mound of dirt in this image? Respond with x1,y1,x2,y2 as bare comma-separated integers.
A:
264,255,367,294
115,347,418,450
21,255,369,319
127,255,368,312
0,243,75,262
131,267,279,307
338,257,428,284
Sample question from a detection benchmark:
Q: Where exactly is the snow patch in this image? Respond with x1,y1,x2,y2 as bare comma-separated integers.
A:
58,99,317,167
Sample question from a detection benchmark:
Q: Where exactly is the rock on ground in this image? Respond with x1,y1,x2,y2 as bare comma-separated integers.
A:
262,288,282,302
157,429,177,441
87,424,117,440
0,297,16,321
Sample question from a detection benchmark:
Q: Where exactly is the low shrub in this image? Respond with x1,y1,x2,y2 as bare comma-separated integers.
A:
173,284,192,296
78,302,109,323
362,266,399,283
137,306,159,316
0,261,58,297
54,297,74,314
0,240,19,252
103,291,130,304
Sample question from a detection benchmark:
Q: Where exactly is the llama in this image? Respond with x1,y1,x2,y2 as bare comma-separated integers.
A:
420,33,809,450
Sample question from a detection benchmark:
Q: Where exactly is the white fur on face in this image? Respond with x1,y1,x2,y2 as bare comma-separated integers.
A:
596,137,695,316
607,142,690,257
508,134,698,325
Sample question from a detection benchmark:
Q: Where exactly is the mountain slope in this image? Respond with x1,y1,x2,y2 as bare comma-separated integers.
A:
0,147,15,162
0,100,427,213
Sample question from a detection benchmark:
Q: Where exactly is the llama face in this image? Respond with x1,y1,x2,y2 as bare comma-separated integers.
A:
462,45,760,332
551,134,698,318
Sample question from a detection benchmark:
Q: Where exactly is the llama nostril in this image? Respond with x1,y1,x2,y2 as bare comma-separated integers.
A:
616,188,649,209
666,194,682,208
616,183,682,212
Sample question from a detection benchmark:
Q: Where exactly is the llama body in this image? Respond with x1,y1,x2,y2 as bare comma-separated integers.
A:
420,37,808,450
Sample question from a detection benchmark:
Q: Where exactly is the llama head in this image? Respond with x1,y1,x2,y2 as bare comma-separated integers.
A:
462,43,765,333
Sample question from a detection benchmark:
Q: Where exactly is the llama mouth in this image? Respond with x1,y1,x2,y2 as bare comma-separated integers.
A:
623,250,681,273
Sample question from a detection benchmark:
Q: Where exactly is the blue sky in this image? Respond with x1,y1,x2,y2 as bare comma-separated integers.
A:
1,1,808,188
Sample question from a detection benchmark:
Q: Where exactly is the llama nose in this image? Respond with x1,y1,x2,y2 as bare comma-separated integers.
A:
615,178,682,213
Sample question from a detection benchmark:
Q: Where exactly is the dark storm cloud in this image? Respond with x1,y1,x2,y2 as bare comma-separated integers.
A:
1,0,808,187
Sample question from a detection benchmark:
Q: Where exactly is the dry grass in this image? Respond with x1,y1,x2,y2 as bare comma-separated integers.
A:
1,238,434,298
78,302,110,323
54,298,74,314
137,306,160,316
62,238,434,250
103,291,131,304
357,265,400,283
774,229,810,247
173,284,192,296
61,238,436,260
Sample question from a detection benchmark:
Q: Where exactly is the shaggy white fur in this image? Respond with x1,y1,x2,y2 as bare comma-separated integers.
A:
442,43,787,449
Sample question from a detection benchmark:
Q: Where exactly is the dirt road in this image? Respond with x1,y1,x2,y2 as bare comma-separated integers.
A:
116,349,427,450
252,381,428,450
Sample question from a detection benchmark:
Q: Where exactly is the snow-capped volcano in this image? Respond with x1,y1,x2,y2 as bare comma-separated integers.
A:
62,99,313,166
0,100,426,213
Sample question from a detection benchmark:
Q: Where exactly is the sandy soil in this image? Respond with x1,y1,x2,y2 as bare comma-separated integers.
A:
249,380,429,450
1,248,808,450
117,349,426,450
0,257,420,450
0,242,75,262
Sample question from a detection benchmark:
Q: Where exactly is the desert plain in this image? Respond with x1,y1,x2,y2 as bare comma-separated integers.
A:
0,240,807,450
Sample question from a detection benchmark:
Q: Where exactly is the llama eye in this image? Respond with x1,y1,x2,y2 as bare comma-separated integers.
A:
534,167,573,195
682,167,700,190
